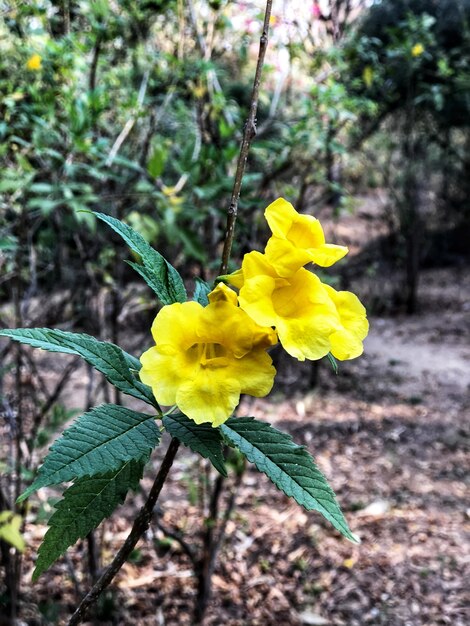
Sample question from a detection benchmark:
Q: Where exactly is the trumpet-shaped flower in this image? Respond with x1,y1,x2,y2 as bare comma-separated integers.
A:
264,198,348,276
323,284,369,360
230,251,341,361
139,284,277,427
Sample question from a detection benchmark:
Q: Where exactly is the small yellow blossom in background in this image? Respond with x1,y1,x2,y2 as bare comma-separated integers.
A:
362,65,374,88
264,198,348,276
411,43,425,57
139,283,277,427
26,53,42,71
343,557,356,569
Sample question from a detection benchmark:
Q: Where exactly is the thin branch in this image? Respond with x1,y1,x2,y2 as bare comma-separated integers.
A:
106,71,150,167
67,438,181,626
219,0,273,275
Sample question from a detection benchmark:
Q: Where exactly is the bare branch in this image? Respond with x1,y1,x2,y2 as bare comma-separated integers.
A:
219,0,273,275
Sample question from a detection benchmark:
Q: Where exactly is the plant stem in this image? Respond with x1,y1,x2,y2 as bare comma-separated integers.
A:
67,438,181,626
219,0,273,275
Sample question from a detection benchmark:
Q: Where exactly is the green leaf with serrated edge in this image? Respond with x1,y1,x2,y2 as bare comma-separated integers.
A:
220,417,357,542
163,413,226,477
18,404,159,502
33,458,146,580
95,212,187,305
193,277,211,306
0,328,155,406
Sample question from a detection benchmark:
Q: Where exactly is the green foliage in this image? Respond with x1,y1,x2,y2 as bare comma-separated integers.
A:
221,417,356,542
33,458,146,580
95,211,187,305
0,511,25,552
346,0,470,126
163,413,226,476
193,277,212,306
0,328,155,406
19,404,159,501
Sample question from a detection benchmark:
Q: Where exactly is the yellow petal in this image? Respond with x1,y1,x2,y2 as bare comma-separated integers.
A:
208,282,238,305
176,370,241,427
223,268,244,289
264,197,299,237
140,345,185,405
264,237,313,277
228,349,276,397
150,301,202,349
264,198,348,273
308,243,349,268
323,284,369,360
329,328,364,360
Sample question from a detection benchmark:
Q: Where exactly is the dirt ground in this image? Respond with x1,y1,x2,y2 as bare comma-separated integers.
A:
3,200,469,625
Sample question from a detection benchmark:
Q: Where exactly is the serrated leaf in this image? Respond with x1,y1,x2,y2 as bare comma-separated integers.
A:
220,417,356,542
95,212,187,305
193,277,211,306
163,413,226,476
33,458,145,580
19,404,159,502
0,328,155,406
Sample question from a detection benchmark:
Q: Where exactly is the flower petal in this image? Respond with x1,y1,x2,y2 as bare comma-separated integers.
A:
208,282,238,305
264,197,298,237
151,301,202,350
176,371,241,427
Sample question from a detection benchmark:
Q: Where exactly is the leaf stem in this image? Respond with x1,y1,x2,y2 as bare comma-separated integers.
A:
67,438,180,626
218,0,273,275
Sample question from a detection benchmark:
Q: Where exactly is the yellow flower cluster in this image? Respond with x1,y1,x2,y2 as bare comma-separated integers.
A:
140,198,368,426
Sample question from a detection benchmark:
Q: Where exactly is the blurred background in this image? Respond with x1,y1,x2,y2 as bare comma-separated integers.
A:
0,0,469,624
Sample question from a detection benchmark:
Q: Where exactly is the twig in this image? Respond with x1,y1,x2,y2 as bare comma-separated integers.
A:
67,438,180,626
219,0,273,275
153,517,197,565
106,71,150,167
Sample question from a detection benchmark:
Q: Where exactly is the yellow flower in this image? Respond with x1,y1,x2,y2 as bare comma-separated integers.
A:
411,43,424,57
264,198,348,276
230,251,341,361
139,284,277,427
26,54,42,71
362,65,374,88
323,284,369,360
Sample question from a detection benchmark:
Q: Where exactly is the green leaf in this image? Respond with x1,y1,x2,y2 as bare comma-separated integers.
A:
19,404,159,502
0,328,155,406
326,353,339,374
193,277,211,306
220,417,356,542
163,413,226,476
0,511,25,552
95,212,187,305
147,143,167,178
33,458,145,580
